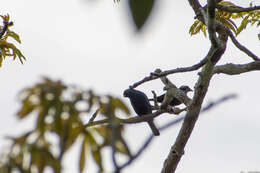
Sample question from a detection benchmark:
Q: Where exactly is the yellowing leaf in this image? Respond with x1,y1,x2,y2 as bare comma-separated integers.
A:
112,98,130,115
80,138,88,173
115,139,131,156
7,31,21,43
17,100,35,118
0,57,3,67
236,15,250,35
91,147,103,171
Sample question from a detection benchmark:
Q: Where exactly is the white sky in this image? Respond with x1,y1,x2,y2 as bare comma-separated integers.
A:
0,0,260,173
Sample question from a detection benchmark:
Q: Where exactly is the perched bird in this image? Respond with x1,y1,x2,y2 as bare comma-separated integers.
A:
151,85,193,106
123,88,160,136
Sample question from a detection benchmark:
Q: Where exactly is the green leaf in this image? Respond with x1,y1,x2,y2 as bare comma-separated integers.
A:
0,56,3,67
91,147,103,171
7,31,21,43
80,138,88,173
236,15,250,35
219,1,236,6
115,139,131,156
189,20,200,36
17,99,35,118
112,98,130,115
86,132,103,171
217,17,237,34
202,25,207,37
129,0,155,30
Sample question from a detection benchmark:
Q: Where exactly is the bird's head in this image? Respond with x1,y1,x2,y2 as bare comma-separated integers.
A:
123,88,133,98
179,85,193,94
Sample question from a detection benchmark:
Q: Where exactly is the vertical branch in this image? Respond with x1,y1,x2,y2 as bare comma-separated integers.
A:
207,0,218,47
161,43,226,173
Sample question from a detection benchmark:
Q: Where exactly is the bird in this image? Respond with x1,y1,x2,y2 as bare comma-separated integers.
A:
123,88,160,136
150,85,193,106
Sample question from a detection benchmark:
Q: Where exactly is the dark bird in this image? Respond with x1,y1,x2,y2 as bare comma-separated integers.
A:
123,88,160,136
151,85,193,106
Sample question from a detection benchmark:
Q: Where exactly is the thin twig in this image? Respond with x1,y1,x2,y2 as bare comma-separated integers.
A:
131,57,208,88
88,109,100,123
228,30,260,61
118,134,153,170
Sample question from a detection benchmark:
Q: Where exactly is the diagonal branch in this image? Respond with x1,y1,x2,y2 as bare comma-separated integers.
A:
131,57,208,88
228,30,260,61
216,4,260,13
84,110,168,128
118,93,237,171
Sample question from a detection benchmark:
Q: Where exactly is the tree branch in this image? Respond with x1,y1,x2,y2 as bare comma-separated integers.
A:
213,61,260,75
187,0,204,20
228,30,260,61
216,4,260,13
131,57,208,88
161,40,227,173
207,0,219,47
84,110,168,128
119,94,237,171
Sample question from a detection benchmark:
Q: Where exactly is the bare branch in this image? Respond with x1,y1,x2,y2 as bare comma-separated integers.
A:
216,4,260,13
119,93,237,171
228,30,260,61
161,42,226,173
187,0,204,20
84,110,168,128
213,61,260,75
118,134,153,170
207,0,219,47
131,57,208,88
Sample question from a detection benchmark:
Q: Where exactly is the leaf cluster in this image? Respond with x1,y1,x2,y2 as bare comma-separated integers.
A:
0,78,131,173
189,1,260,37
0,14,26,67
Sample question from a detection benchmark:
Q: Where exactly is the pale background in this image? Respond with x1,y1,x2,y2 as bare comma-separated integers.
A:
0,0,259,173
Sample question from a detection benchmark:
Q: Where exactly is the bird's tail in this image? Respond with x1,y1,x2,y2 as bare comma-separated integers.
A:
147,120,160,136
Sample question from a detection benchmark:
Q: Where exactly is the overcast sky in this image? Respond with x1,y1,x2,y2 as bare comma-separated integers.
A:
0,0,260,173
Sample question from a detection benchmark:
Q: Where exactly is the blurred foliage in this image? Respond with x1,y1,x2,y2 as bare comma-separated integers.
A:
128,0,155,30
189,1,260,37
0,14,26,67
1,0,259,172
115,0,156,30
0,78,131,173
